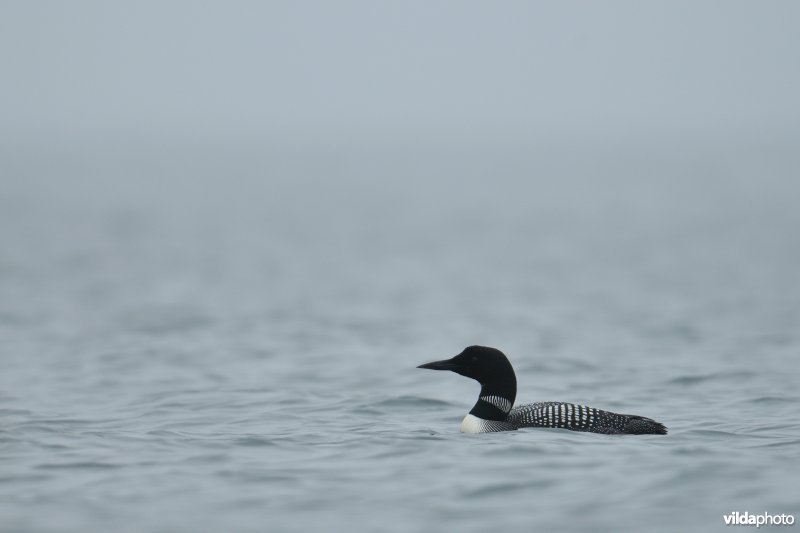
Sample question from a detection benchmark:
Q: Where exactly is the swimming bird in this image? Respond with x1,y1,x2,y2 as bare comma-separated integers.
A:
418,345,667,435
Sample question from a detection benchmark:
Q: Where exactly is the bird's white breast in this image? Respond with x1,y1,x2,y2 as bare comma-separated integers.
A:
460,414,485,433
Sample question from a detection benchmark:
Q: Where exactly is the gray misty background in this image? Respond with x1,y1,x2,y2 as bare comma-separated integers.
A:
3,2,799,150
2,1,798,352
1,2,800,533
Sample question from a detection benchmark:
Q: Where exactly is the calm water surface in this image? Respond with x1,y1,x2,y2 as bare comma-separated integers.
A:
1,136,799,532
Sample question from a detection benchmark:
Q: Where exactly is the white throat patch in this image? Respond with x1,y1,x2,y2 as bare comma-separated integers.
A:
460,414,485,433
480,395,512,413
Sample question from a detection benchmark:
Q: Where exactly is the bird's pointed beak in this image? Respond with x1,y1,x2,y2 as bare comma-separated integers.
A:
417,358,459,371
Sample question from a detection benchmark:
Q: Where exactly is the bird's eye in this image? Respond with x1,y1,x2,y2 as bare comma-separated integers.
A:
471,356,477,362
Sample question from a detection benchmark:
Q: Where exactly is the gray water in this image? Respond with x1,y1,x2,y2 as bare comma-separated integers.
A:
1,132,799,533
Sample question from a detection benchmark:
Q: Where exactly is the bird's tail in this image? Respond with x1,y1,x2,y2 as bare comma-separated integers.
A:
624,415,667,435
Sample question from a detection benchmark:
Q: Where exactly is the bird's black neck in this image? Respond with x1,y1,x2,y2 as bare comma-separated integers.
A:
468,380,517,421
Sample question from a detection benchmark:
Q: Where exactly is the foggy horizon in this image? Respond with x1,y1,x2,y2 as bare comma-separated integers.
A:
3,2,799,144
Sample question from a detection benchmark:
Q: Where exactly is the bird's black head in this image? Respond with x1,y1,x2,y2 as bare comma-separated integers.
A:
417,346,517,401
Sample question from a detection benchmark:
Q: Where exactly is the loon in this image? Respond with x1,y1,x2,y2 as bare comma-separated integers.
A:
418,345,667,435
